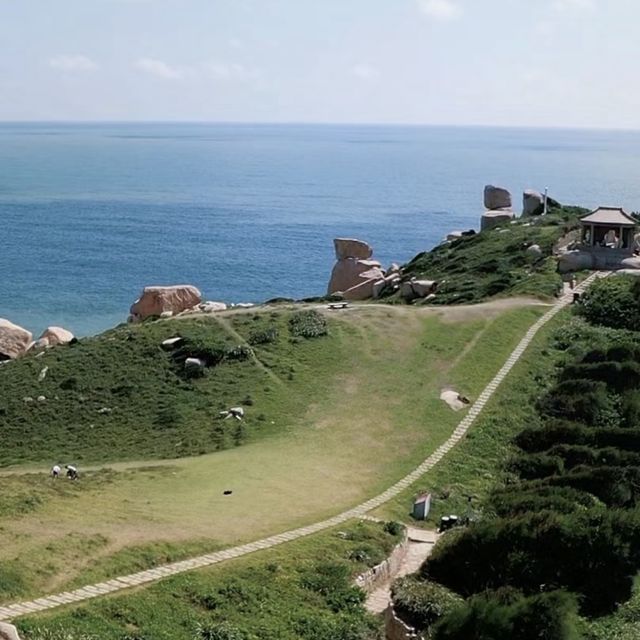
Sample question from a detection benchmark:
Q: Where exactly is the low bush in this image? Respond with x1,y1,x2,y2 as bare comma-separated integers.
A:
433,590,581,640
508,452,564,480
391,576,462,630
289,310,328,339
423,509,640,615
577,276,640,331
248,326,279,345
491,485,596,517
537,379,620,427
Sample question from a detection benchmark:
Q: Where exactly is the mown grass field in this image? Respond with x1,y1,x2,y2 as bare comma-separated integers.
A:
0,301,544,603
371,308,568,524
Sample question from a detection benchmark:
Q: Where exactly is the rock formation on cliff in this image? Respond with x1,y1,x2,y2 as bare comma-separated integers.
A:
0,319,33,360
129,285,202,322
523,189,561,216
481,185,515,231
327,239,387,301
35,326,75,349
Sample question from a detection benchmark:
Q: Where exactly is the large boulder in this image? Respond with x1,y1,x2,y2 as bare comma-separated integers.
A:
481,209,515,231
37,326,74,348
484,185,512,210
523,189,545,216
557,251,596,273
334,238,373,260
129,285,202,322
328,259,383,296
401,279,438,302
0,319,33,360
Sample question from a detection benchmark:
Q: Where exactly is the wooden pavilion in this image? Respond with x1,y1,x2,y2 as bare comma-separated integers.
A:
580,207,637,251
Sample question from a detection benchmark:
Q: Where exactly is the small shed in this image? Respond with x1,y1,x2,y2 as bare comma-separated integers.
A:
412,493,432,521
580,207,637,251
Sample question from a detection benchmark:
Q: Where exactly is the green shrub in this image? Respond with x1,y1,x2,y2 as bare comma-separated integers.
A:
491,485,596,517
248,327,279,345
383,521,404,537
391,576,462,630
300,562,365,612
195,622,247,640
423,509,640,615
173,339,227,367
508,453,564,480
433,590,581,640
577,276,640,331
537,379,620,427
225,345,253,362
289,311,328,339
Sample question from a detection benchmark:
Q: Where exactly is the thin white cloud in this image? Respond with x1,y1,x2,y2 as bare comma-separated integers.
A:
352,64,380,81
553,0,596,11
134,57,186,80
48,55,97,72
205,62,260,82
417,0,462,21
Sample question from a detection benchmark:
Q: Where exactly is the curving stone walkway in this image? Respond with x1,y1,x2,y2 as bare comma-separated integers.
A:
0,274,604,623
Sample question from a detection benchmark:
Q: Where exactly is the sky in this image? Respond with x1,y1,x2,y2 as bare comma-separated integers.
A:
0,0,638,128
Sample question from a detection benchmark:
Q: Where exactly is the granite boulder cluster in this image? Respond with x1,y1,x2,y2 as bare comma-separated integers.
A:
0,319,75,362
327,238,437,302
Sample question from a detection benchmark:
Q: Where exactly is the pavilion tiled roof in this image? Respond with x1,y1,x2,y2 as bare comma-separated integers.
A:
581,207,637,226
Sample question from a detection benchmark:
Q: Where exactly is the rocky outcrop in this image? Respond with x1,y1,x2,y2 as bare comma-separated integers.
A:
526,244,543,258
523,189,545,216
0,319,33,360
481,209,515,231
481,185,515,231
557,249,640,273
523,189,561,216
328,239,387,301
401,279,437,302
484,185,512,210
36,326,75,349
334,238,373,261
129,285,202,322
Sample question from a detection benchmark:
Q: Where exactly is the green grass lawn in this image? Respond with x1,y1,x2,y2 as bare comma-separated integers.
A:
371,308,568,525
0,302,544,603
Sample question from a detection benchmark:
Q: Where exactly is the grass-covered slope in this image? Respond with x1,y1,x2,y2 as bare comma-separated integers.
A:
0,309,334,465
16,520,400,640
0,304,544,602
393,206,586,305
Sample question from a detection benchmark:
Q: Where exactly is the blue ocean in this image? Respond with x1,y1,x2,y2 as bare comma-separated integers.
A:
2,122,640,337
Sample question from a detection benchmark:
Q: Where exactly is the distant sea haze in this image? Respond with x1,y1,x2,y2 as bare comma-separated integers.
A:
2,122,640,337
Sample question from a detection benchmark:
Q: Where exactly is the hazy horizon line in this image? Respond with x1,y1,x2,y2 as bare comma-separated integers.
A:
1,119,639,133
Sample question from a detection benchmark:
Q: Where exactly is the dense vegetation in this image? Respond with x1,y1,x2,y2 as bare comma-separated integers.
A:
389,206,586,305
390,280,640,639
0,309,332,465
16,520,400,640
576,275,640,331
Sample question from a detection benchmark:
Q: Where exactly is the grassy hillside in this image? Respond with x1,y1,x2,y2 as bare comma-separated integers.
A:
15,520,399,640
0,309,338,465
390,206,586,305
0,303,544,601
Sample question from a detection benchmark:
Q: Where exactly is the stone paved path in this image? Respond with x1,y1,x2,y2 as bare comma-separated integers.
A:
365,527,439,614
0,274,604,623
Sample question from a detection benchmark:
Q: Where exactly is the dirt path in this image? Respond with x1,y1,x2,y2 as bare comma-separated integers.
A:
0,276,605,623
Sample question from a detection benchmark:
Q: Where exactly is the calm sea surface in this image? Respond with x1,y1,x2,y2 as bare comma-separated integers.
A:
2,122,640,336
